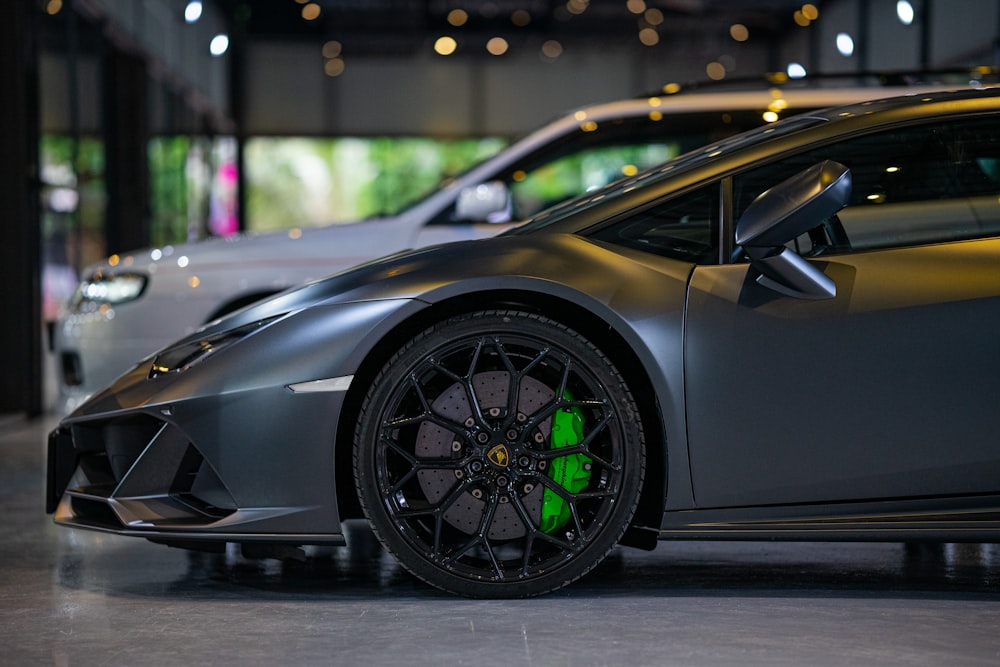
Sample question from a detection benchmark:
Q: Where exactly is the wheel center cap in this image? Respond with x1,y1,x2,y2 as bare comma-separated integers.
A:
487,443,510,468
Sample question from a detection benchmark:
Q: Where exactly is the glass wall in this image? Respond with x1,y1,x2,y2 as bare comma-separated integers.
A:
148,135,239,246
243,136,507,231
39,135,105,321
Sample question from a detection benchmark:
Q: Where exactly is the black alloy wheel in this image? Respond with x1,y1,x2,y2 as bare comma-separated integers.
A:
354,310,645,598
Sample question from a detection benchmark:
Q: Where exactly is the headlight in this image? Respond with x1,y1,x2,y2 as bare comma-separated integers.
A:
148,318,276,378
73,272,148,306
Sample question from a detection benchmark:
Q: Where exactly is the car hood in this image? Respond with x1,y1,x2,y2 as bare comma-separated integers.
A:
83,213,418,277
198,238,491,330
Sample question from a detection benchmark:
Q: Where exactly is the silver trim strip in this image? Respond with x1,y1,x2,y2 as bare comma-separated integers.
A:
287,375,354,393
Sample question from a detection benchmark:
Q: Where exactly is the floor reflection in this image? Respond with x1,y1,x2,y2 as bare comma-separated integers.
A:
9,416,999,664
53,526,1000,601
902,541,1000,584
175,524,416,595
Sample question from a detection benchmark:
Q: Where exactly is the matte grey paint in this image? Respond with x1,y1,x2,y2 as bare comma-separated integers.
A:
49,88,1000,549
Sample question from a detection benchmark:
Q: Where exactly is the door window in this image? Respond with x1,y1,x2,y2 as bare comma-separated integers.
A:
430,109,772,226
733,117,1000,255
588,185,720,264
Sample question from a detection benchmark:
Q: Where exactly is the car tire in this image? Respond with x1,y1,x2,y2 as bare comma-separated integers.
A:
354,310,645,598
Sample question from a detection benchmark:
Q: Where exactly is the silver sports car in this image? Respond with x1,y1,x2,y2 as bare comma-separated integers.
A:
48,88,1000,597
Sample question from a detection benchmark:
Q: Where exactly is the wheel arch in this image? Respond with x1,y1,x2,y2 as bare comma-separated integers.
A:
333,288,666,548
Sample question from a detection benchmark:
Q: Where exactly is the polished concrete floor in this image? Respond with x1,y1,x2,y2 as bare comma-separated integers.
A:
4,414,1000,666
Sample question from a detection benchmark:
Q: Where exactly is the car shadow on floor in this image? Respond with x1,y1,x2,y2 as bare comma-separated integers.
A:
54,527,1000,603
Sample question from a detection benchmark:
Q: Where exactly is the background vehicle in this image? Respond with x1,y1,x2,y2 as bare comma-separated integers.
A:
49,88,1000,597
52,85,952,414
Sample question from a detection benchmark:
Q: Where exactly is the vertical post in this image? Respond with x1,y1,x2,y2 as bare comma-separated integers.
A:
229,15,247,233
0,0,42,415
919,0,933,70
857,0,870,75
103,47,150,255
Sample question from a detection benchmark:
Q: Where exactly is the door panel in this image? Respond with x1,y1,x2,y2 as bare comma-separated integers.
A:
683,239,1000,508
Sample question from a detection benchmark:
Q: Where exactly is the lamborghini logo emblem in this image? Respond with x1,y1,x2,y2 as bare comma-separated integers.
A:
487,444,510,468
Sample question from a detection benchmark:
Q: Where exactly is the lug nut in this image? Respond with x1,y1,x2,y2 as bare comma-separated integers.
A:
497,476,509,487
506,429,518,440
518,456,531,467
477,432,489,444
471,461,483,472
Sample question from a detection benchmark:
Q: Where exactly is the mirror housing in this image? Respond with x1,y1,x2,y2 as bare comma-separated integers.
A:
735,160,851,300
455,181,512,223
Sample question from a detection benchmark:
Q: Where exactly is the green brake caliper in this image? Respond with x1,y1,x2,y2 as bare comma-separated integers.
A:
538,393,592,534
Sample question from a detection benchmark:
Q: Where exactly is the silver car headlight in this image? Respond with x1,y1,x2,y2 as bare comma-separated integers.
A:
73,271,148,306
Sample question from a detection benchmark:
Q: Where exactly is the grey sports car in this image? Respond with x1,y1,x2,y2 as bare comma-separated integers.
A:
48,88,1000,598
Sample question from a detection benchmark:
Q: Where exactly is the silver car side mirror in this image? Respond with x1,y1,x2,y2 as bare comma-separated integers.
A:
455,181,512,223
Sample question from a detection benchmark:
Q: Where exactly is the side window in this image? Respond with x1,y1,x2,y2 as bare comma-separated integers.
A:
509,143,677,219
733,117,1000,254
588,185,720,264
428,109,772,226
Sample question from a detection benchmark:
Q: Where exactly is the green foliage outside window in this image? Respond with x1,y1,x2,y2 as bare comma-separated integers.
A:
510,143,678,218
244,136,507,231
148,136,195,247
39,135,106,267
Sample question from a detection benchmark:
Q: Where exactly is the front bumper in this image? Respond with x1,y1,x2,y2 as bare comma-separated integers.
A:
47,296,417,547
48,416,238,531
47,404,348,546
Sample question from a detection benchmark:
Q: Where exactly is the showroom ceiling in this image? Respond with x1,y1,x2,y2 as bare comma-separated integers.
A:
215,0,819,55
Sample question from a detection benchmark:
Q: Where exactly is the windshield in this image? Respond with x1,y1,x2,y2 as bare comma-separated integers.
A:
508,114,829,235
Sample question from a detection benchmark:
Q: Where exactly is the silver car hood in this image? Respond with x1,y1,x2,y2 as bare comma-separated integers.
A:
82,213,421,278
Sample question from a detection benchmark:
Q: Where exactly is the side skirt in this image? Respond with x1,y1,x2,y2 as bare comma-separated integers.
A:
658,496,1000,542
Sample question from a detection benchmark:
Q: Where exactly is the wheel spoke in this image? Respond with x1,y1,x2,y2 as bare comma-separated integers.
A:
475,500,505,580
534,411,621,471
440,495,505,579
491,338,523,425
430,478,477,557
508,491,582,576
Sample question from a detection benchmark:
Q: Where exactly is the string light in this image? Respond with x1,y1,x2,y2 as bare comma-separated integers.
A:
897,0,915,24
434,36,458,56
184,1,202,23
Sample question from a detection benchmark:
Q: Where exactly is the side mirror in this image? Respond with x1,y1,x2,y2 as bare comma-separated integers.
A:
455,181,512,223
735,160,851,300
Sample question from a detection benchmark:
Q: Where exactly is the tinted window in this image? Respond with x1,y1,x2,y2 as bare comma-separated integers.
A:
733,117,1000,254
588,185,719,264
433,109,774,226
509,143,675,219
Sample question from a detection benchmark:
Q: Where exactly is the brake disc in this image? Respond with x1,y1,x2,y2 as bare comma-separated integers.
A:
416,371,551,539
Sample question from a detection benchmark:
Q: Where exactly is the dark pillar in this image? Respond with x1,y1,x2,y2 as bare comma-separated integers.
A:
229,17,247,233
857,0,870,74
919,0,933,70
0,0,42,416
104,48,150,254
